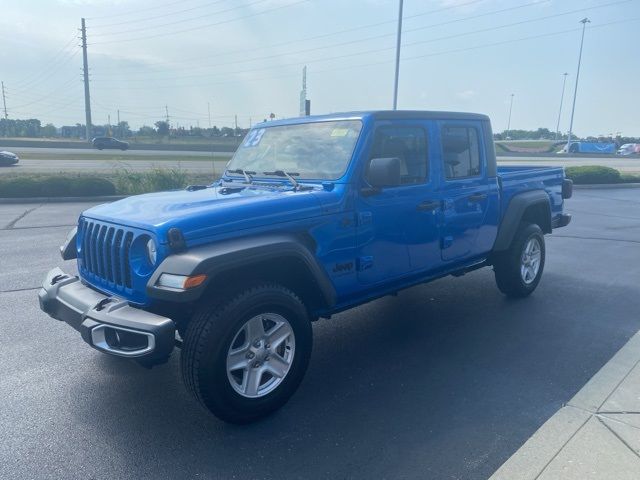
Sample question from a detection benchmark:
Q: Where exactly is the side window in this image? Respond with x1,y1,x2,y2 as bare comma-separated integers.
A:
441,126,481,179
368,126,428,185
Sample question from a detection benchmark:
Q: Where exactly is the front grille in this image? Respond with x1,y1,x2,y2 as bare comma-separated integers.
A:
80,220,134,289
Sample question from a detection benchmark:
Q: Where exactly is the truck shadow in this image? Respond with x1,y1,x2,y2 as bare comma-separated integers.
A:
69,268,640,479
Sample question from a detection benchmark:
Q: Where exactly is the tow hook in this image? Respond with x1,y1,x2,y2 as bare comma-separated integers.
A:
51,274,67,285
94,298,115,311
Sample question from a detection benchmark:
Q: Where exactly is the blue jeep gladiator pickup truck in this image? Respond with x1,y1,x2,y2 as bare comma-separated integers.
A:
39,111,572,423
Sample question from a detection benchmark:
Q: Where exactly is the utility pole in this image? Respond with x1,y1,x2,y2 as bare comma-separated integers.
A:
81,18,92,142
165,105,170,124
392,0,404,110
117,109,120,137
207,102,211,128
555,73,569,141
299,66,307,116
1,81,7,119
234,114,238,134
506,93,514,136
566,18,590,152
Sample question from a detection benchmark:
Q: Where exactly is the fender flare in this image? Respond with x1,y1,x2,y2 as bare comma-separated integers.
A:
493,190,551,252
146,234,337,307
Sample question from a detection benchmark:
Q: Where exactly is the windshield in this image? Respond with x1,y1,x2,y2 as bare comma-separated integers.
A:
226,120,362,180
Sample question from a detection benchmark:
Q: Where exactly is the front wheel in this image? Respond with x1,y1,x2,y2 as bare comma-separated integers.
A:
181,283,312,424
493,223,545,298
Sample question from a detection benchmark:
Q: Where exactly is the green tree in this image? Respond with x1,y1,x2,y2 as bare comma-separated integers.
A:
155,120,170,136
117,121,131,137
137,125,155,136
41,123,57,137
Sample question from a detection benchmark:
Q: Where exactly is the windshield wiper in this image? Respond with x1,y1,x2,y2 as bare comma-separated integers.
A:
263,170,300,190
225,168,255,184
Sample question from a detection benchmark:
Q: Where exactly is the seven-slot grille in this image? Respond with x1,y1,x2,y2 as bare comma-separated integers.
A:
80,220,134,289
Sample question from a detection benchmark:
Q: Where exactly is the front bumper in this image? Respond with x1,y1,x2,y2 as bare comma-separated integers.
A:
38,268,175,364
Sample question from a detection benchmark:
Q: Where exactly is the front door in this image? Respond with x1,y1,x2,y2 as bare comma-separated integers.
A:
356,122,441,285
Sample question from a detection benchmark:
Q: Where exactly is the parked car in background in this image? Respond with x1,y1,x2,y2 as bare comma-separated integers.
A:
92,137,129,151
0,150,19,166
617,143,640,156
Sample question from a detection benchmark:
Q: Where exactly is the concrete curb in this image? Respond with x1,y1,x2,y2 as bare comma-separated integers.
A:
490,330,640,479
0,195,127,204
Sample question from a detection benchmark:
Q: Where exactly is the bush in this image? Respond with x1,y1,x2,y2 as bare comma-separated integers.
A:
0,176,115,198
564,166,621,184
68,177,115,196
113,167,190,195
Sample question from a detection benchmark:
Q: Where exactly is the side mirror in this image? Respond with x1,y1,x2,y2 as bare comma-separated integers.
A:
367,157,401,188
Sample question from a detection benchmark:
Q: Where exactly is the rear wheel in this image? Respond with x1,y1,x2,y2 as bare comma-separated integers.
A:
181,283,312,424
493,223,545,298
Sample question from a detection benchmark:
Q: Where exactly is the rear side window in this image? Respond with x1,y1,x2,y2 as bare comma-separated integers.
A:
369,126,428,185
441,126,481,179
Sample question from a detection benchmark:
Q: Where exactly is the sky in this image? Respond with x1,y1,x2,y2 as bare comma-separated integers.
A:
0,0,639,136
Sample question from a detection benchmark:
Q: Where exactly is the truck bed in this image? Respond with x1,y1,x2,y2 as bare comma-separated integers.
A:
497,165,566,221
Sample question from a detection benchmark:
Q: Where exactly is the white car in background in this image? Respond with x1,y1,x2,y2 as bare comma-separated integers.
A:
617,143,640,156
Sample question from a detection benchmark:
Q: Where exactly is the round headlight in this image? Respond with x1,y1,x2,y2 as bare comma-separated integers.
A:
146,238,157,265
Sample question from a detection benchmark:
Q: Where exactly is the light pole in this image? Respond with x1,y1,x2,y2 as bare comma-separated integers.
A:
506,94,514,137
555,73,569,141
392,0,404,110
566,18,590,152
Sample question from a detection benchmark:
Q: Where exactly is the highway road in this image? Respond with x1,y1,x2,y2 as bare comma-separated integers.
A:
0,147,638,174
6,146,216,157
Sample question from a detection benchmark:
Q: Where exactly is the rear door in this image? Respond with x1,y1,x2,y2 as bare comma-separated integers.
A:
438,122,491,261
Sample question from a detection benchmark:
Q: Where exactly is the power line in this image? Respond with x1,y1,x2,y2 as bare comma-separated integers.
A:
86,0,204,21
94,0,548,80
90,0,229,28
93,0,626,81
9,32,78,88
8,76,82,109
90,0,311,45
91,0,265,32
94,0,492,72
91,0,631,86
91,17,638,92
9,43,80,94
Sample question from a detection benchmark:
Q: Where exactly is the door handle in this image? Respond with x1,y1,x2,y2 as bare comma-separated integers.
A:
417,200,440,211
468,193,487,202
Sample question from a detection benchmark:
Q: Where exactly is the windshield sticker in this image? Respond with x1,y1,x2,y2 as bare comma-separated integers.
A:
330,128,349,137
244,128,266,147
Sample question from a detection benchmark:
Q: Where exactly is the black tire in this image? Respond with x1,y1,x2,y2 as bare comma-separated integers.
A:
181,283,312,424
493,223,545,298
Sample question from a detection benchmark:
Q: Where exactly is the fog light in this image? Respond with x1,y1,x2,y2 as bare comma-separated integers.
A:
157,273,207,290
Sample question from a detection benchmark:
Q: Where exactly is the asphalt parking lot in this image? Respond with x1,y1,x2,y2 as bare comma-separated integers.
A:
1,188,639,479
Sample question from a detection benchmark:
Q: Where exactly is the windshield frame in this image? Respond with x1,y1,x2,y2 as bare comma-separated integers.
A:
224,118,364,183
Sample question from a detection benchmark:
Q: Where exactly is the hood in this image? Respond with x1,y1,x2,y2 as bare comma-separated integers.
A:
83,183,326,244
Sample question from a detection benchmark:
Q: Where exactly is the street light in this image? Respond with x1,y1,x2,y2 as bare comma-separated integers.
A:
392,0,404,110
506,94,514,137
555,73,569,141
566,18,590,152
